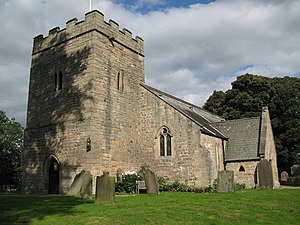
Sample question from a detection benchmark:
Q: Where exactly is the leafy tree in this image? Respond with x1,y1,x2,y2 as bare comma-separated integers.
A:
0,110,23,191
203,74,300,173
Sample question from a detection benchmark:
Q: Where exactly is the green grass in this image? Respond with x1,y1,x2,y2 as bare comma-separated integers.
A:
1,189,300,225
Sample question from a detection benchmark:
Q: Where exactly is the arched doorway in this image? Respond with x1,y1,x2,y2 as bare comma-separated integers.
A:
48,157,60,194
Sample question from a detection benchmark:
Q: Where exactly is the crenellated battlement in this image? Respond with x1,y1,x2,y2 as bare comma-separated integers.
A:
32,10,144,56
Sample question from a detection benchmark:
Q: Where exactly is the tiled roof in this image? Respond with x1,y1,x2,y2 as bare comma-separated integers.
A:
213,117,261,161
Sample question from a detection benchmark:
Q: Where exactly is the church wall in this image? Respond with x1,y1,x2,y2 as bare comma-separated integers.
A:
260,107,280,188
86,27,144,191
226,161,258,188
200,134,225,172
136,88,224,187
23,29,95,194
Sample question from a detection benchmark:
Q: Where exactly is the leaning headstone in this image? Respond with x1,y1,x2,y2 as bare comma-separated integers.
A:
95,172,115,204
280,171,289,183
217,170,234,193
67,170,92,199
291,165,300,183
144,169,159,194
257,159,273,188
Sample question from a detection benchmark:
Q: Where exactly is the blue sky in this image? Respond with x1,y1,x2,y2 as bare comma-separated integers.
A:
0,0,300,125
112,0,215,13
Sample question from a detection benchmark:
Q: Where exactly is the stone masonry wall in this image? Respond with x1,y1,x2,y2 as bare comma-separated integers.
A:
86,14,144,192
260,107,280,188
136,87,224,187
22,10,144,194
23,28,94,194
226,161,259,188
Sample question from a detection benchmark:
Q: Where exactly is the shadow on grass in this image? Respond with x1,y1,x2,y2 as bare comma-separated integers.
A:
0,194,93,225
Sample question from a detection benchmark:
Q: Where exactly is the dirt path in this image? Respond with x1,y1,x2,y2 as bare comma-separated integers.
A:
280,185,300,189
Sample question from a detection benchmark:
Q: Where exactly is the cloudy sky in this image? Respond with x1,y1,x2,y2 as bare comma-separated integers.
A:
1,0,300,126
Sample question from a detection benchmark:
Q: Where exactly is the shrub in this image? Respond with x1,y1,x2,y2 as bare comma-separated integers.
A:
234,183,246,191
115,173,143,194
158,178,204,193
203,179,218,193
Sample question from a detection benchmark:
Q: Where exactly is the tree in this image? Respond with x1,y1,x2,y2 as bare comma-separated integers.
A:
0,110,23,191
203,74,300,173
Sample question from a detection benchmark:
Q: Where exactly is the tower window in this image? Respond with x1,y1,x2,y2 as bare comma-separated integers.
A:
117,72,120,90
58,71,63,90
117,71,124,91
159,127,172,156
55,71,63,91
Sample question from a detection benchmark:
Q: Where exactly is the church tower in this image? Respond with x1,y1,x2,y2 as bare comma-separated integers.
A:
22,11,144,194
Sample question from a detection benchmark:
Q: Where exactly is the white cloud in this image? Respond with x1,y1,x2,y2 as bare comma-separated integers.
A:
0,0,300,125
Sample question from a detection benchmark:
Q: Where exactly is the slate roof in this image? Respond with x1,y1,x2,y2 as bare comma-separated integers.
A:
142,84,228,140
213,117,261,161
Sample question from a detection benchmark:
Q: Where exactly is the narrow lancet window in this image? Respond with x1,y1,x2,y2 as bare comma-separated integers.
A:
58,71,63,90
117,71,125,91
166,134,172,156
55,71,63,91
160,135,165,156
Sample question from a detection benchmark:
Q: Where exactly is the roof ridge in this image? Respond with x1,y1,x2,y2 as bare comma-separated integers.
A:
214,116,261,124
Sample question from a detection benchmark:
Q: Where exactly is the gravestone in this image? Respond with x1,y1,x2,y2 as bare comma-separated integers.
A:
257,159,273,188
217,170,234,193
67,170,92,199
280,171,289,183
95,172,115,204
144,169,159,194
291,165,300,183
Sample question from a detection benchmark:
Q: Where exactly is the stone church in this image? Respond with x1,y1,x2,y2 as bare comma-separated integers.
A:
22,10,279,194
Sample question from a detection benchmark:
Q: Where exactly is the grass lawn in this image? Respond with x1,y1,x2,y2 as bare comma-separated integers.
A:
1,189,300,225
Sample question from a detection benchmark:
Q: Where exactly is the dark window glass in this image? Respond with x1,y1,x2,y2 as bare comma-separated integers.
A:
166,134,171,156
160,135,165,156
58,71,63,90
239,165,245,172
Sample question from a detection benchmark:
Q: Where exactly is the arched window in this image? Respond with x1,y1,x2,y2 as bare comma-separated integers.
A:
159,127,172,156
239,165,245,172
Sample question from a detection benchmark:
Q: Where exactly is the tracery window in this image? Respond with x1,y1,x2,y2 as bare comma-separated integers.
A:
159,127,172,156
